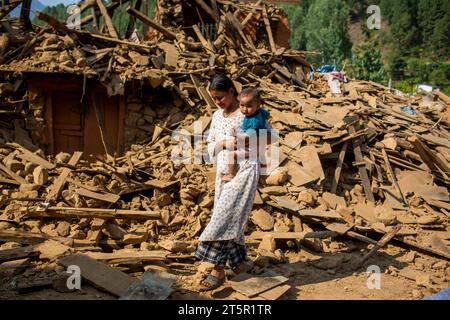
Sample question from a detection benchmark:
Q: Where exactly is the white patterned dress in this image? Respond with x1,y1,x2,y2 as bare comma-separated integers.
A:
198,109,261,245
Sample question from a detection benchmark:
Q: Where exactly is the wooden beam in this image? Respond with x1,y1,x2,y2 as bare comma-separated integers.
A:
90,91,112,157
193,0,219,22
358,225,401,266
330,141,348,194
349,123,375,202
0,1,21,20
249,231,338,240
192,24,213,52
26,206,161,220
381,148,407,205
0,230,73,246
75,187,120,203
45,152,83,203
96,0,119,38
141,0,149,36
0,176,19,185
126,6,177,40
261,4,275,52
19,0,32,29
409,135,450,178
0,163,27,184
9,143,56,169
242,0,262,26
88,32,152,49
0,245,40,263
58,254,135,297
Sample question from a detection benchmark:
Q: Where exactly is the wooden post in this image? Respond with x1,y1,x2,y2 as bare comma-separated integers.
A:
141,0,149,37
331,142,348,194
96,0,119,39
349,123,375,202
19,0,32,29
126,5,177,40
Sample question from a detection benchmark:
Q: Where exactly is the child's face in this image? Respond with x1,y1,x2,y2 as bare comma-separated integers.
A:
239,94,260,116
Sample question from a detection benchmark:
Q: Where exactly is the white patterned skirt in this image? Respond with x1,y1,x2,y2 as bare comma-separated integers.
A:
199,160,260,245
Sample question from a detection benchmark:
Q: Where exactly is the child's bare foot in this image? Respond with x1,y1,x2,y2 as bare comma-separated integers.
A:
222,174,235,182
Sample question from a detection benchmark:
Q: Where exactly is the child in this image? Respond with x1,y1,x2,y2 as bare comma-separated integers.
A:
222,88,270,182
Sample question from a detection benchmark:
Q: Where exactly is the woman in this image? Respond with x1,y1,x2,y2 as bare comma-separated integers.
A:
195,74,268,291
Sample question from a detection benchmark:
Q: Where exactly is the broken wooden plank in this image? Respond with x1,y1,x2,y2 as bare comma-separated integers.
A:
58,253,136,297
96,0,119,38
26,206,160,220
76,187,120,203
425,199,450,211
0,245,39,263
46,151,83,202
298,210,344,219
193,0,219,22
0,163,27,184
330,141,348,194
91,87,112,157
381,148,407,205
192,24,214,52
229,272,288,298
85,250,168,263
409,135,450,178
126,6,177,40
249,231,337,240
10,143,55,169
261,4,275,52
358,225,402,266
349,123,375,202
0,230,73,246
258,284,290,300
0,176,19,185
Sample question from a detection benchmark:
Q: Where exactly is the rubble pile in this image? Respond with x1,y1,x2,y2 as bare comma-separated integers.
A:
0,0,449,300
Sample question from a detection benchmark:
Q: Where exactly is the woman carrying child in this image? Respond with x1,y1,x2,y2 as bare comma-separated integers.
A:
195,74,272,291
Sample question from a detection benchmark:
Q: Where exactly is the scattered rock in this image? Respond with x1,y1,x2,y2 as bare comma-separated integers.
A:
102,223,126,240
123,229,148,245
258,235,276,254
251,209,274,231
158,239,189,253
298,190,316,205
260,186,288,195
33,166,49,185
265,168,288,186
56,221,71,237
416,274,431,287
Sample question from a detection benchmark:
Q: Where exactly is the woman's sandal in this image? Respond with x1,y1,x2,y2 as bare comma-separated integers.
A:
199,274,226,292
225,262,253,279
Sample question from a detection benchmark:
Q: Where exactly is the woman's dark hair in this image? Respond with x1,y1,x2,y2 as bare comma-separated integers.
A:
209,74,236,94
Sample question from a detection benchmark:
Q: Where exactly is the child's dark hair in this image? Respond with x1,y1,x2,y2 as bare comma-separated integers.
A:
209,74,236,95
239,87,261,102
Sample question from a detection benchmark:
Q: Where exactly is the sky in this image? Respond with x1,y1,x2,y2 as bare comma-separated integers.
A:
38,0,78,6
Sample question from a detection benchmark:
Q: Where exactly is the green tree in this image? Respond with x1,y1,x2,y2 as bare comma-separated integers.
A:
303,0,352,69
346,41,387,84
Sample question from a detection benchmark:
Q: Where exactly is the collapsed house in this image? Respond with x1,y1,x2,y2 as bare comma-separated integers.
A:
0,0,449,300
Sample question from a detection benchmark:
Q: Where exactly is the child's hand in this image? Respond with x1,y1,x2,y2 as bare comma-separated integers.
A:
223,138,237,151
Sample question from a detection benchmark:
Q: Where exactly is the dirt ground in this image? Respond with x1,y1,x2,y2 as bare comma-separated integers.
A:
1,242,448,300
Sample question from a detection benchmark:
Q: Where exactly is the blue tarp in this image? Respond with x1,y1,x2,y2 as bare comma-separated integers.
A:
423,287,450,300
317,65,337,73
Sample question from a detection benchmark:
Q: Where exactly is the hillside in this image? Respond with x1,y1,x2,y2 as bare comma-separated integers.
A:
282,0,450,94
